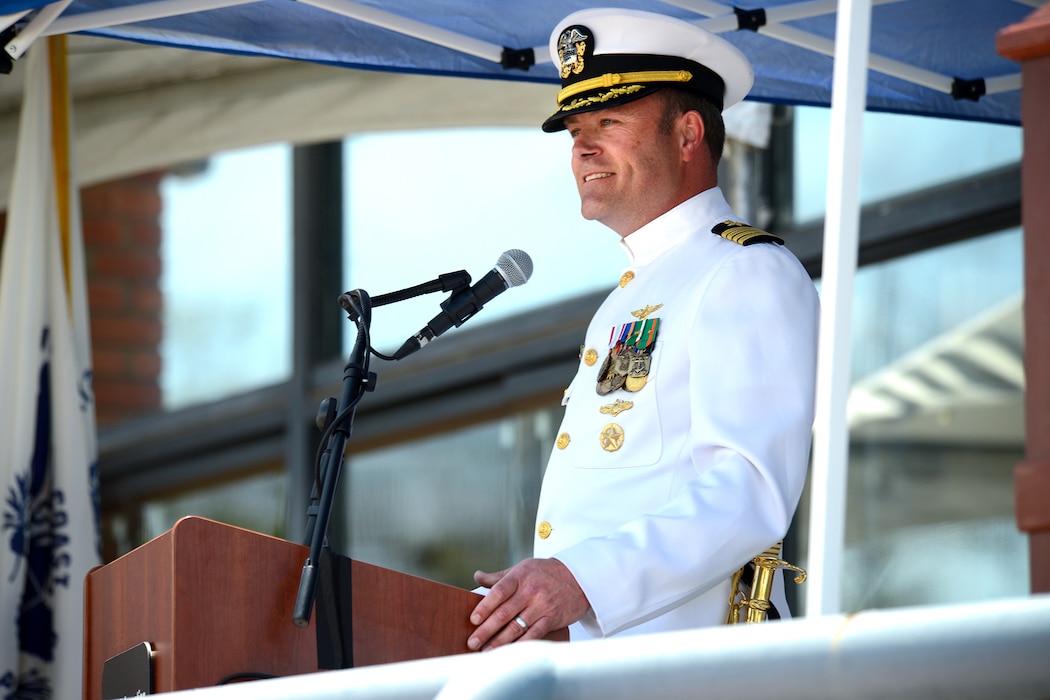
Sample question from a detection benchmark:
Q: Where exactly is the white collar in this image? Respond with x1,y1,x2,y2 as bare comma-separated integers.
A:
617,187,734,266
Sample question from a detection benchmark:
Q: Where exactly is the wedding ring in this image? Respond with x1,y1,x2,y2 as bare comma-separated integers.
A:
513,615,528,632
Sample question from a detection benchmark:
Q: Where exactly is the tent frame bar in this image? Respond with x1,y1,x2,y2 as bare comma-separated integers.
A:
0,9,30,34
666,0,899,32
296,0,505,64
4,0,67,59
42,0,261,36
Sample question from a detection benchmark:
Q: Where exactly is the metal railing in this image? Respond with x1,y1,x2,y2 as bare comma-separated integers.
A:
157,593,1050,700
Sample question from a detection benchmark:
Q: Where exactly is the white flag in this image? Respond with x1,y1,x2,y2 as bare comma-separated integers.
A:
0,37,101,699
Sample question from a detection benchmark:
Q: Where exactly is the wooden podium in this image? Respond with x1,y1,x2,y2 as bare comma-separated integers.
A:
83,516,567,699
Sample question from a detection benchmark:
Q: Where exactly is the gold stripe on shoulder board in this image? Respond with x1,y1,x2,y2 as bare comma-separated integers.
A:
712,220,784,246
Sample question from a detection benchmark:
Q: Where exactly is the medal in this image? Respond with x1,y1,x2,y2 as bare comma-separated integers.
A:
623,318,658,392
596,352,614,395
595,315,660,395
609,352,629,391
624,352,651,392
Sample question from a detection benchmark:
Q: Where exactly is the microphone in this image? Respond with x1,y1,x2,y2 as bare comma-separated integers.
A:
393,249,533,360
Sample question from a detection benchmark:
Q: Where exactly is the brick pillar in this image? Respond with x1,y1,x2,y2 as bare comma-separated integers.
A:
81,172,165,426
998,6,1050,594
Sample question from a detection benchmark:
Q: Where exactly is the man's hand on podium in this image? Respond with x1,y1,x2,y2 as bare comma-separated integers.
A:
467,558,589,651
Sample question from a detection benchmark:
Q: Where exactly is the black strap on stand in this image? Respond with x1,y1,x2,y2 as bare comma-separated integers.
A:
314,547,355,668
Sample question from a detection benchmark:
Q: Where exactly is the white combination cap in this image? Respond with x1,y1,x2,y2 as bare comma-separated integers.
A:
542,8,754,132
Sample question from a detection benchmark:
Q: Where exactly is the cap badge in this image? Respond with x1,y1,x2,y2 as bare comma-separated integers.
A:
557,26,589,79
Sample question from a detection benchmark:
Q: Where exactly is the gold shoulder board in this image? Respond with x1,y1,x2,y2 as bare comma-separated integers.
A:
712,220,784,246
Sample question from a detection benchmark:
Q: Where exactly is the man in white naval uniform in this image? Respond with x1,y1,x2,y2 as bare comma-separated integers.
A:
468,8,819,651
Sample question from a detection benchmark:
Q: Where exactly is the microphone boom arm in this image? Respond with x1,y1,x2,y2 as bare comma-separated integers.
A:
339,270,471,318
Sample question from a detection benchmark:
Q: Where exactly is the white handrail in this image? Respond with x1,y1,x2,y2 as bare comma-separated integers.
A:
151,594,1050,700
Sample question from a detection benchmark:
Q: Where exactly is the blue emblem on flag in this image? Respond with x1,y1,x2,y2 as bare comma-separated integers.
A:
2,329,76,698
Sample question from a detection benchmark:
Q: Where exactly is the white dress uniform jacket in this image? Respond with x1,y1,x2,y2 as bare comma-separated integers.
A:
533,187,819,640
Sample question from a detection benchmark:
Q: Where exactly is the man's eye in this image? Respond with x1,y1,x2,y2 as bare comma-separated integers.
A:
601,119,615,126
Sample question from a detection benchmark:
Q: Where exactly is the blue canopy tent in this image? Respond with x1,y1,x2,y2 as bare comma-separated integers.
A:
1,0,1034,125
0,0,1039,618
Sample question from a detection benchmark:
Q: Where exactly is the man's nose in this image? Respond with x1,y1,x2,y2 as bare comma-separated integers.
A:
572,133,600,158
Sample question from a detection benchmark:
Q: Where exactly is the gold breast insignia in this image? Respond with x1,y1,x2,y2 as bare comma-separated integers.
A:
631,304,663,321
599,423,625,452
599,399,634,417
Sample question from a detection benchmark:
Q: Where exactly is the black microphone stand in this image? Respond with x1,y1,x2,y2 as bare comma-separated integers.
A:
291,273,475,664
293,289,375,630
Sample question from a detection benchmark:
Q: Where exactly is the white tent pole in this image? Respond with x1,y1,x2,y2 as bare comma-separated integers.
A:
297,0,505,64
805,0,872,618
42,0,262,36
4,0,69,60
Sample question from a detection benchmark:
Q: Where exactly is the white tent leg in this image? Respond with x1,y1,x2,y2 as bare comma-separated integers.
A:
805,0,872,618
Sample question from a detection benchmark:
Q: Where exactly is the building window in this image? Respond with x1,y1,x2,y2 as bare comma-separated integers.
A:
160,144,292,410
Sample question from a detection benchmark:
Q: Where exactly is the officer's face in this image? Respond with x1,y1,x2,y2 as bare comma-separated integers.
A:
565,95,688,237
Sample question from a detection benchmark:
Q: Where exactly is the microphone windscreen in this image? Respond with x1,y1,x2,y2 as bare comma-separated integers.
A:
496,249,533,288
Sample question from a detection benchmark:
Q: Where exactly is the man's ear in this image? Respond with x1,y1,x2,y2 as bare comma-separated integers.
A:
679,110,706,162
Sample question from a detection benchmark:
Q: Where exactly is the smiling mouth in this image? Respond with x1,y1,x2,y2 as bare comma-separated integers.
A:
584,173,612,182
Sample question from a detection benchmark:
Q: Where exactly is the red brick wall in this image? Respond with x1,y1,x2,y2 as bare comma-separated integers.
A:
83,172,165,425
0,171,165,426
